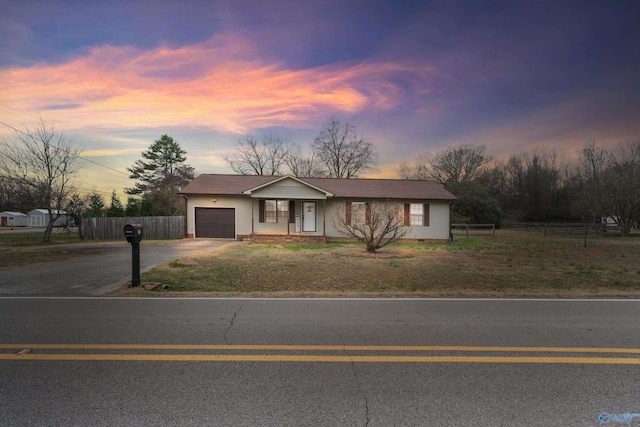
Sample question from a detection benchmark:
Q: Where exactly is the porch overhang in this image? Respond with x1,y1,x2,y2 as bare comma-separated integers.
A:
246,192,327,200
242,175,334,200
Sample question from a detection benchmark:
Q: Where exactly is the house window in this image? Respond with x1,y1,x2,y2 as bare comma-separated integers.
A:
265,200,277,222
351,202,366,225
277,200,289,223
406,203,430,226
262,200,289,223
410,204,423,226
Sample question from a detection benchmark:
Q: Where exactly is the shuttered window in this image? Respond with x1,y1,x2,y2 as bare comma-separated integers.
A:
407,203,430,226
351,202,366,225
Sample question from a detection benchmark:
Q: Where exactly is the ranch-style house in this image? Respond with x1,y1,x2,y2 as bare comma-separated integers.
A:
179,174,457,244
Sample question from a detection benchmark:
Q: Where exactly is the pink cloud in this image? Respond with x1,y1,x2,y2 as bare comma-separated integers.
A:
0,34,436,134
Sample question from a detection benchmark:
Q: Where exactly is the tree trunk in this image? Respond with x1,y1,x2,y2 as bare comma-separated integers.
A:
43,220,55,243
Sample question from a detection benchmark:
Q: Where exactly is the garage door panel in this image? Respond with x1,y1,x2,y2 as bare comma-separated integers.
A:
195,208,235,238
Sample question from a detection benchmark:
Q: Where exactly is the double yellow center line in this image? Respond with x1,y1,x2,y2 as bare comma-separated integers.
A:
2,344,640,364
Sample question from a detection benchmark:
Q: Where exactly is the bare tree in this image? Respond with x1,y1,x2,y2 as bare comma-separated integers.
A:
331,201,411,253
0,175,40,213
399,144,492,185
0,119,82,242
284,143,322,178
312,117,377,178
398,152,430,180
224,134,292,175
575,140,608,181
600,140,640,236
502,150,564,222
571,141,609,223
66,193,86,239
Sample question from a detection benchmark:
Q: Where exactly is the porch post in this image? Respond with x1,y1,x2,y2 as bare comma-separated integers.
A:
251,198,255,234
323,199,326,236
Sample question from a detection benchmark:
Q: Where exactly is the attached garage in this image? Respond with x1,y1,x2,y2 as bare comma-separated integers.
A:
195,207,235,238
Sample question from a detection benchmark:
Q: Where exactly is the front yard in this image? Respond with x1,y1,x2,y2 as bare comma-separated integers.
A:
109,230,640,297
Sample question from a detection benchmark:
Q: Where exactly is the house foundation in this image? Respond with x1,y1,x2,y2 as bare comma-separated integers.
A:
249,234,327,244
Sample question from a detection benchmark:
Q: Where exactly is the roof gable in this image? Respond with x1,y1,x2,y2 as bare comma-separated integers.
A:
242,175,333,199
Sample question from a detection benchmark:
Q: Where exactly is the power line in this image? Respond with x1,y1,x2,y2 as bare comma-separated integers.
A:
73,185,129,196
0,119,131,178
0,102,34,119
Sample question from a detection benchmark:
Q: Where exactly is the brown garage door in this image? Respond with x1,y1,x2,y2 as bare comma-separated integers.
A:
195,208,235,238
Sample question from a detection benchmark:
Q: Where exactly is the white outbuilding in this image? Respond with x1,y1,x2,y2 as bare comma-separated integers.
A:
27,209,68,227
0,211,29,227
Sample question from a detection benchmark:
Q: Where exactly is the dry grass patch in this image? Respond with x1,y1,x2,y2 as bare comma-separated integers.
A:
110,230,640,297
0,231,178,270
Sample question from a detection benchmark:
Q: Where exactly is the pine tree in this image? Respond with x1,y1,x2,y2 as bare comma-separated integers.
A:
106,191,125,217
125,197,140,217
125,135,194,215
125,134,193,195
86,192,105,218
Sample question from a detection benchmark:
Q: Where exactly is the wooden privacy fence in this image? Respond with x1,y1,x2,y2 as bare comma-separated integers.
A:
82,216,185,240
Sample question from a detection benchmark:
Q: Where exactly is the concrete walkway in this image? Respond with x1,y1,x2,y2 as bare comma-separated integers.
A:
0,239,235,296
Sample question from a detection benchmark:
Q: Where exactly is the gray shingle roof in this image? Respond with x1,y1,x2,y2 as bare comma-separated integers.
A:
180,174,456,201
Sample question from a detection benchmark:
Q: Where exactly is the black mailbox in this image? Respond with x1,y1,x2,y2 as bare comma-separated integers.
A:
124,224,143,287
124,223,143,243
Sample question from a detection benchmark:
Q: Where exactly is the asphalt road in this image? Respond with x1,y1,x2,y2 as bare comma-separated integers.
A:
0,239,234,296
1,298,639,426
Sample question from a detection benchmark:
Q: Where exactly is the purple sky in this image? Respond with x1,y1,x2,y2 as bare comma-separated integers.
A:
1,0,639,199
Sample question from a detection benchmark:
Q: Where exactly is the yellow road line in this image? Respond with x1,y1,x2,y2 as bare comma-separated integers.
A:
3,344,640,364
1,353,640,364
1,344,640,354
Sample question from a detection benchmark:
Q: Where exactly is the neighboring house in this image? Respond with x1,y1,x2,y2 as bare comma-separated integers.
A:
27,209,68,227
179,174,457,244
0,211,28,227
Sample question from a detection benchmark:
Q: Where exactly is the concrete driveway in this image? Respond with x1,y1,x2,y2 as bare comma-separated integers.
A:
0,239,235,296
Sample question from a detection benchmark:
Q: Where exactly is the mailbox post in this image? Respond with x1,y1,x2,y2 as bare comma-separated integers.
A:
124,224,143,287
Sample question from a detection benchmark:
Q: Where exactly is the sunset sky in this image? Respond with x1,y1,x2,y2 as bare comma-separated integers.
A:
1,0,639,200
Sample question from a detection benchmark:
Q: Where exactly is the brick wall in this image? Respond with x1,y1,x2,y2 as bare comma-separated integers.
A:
249,234,327,244
326,236,448,244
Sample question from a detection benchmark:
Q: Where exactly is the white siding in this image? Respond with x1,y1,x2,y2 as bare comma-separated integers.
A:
186,194,450,240
324,200,450,240
27,210,68,227
250,177,327,199
0,212,28,227
186,196,253,237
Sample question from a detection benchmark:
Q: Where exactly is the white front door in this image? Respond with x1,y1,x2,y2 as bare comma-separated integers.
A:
302,201,316,232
